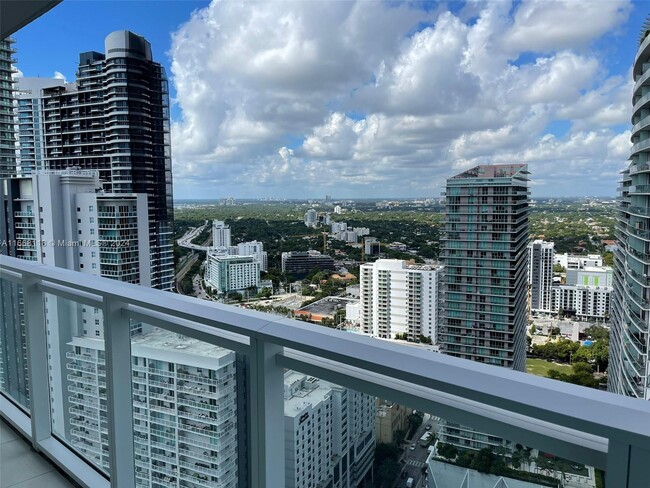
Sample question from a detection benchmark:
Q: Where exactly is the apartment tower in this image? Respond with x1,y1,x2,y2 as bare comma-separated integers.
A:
609,19,650,401
440,164,530,450
15,77,65,175
0,38,16,178
22,31,174,290
212,220,232,248
359,259,442,342
528,239,555,314
441,164,530,371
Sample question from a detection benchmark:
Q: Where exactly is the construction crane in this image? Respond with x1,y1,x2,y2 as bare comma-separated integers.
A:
287,232,329,254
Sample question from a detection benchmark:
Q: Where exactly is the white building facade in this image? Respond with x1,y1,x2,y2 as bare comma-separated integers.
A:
360,259,442,341
205,251,261,294
555,253,602,270
234,240,268,272
212,220,232,249
552,266,613,320
1,171,242,486
67,329,239,487
283,371,375,488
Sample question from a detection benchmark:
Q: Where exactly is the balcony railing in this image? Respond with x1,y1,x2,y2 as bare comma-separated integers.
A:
1,255,650,487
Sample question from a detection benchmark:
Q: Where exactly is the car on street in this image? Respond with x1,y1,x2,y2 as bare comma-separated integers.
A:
410,443,416,451
425,424,432,430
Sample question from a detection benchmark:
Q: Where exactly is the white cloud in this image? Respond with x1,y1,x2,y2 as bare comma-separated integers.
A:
169,0,634,198
500,0,632,54
53,71,66,81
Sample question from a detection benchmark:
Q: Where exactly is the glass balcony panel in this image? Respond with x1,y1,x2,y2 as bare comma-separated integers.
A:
44,292,110,475
283,371,376,488
0,277,30,410
415,410,605,488
130,325,239,488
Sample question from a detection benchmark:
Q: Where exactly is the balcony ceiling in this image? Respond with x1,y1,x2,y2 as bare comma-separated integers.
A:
1,0,62,39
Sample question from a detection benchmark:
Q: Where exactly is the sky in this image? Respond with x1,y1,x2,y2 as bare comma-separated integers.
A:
12,0,650,199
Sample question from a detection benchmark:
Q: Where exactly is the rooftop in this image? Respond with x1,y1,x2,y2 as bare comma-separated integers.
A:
296,296,358,316
451,163,529,180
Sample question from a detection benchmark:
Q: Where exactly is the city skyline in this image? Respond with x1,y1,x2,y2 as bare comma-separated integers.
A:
11,0,649,200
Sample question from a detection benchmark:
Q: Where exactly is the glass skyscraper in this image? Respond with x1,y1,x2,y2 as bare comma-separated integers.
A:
439,164,530,450
609,19,650,401
440,164,530,372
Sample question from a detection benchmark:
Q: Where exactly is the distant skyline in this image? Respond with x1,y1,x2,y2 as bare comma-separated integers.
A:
13,0,648,199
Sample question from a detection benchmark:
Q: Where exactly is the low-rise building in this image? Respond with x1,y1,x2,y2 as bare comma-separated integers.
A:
551,266,613,320
294,296,359,324
427,458,552,488
555,253,602,270
364,237,381,256
281,250,336,278
375,399,412,444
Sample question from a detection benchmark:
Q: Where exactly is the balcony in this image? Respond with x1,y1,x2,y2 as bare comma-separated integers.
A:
0,419,76,487
1,255,650,487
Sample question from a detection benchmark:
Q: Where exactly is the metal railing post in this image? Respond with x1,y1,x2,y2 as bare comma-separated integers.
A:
23,276,52,446
606,440,650,487
103,298,135,486
248,337,284,488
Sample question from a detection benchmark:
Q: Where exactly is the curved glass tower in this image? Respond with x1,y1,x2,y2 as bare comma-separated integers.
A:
609,18,650,400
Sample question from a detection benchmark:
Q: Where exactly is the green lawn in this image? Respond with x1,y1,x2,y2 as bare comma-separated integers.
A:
526,358,572,377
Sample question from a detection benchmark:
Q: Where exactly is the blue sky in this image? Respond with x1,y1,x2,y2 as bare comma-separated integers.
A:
13,1,650,199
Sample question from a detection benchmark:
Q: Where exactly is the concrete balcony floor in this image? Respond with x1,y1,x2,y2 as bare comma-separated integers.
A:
1,419,76,488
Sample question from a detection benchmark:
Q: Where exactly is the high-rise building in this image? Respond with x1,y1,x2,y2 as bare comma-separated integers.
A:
0,38,17,178
359,259,442,341
17,31,174,290
440,164,530,371
440,164,530,450
304,208,317,227
528,240,555,314
609,20,650,401
212,219,232,248
283,371,375,488
204,251,261,295
15,77,65,175
0,170,150,277
0,169,151,408
0,170,245,486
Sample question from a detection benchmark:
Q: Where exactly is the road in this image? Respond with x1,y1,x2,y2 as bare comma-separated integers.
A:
396,414,436,488
177,221,210,251
175,252,199,295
